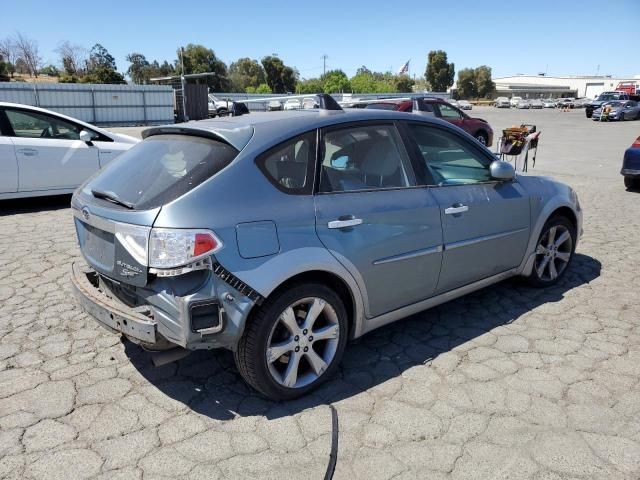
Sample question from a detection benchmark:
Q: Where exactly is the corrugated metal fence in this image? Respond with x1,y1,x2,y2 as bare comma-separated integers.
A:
0,83,174,126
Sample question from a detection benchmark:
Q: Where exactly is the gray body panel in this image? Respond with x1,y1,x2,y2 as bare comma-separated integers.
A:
430,182,530,293
315,188,443,318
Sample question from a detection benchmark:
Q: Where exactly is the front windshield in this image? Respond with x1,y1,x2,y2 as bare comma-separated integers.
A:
599,94,620,101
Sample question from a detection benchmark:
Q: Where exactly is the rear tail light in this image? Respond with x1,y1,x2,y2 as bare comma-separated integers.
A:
632,136,640,148
148,228,222,269
115,223,151,266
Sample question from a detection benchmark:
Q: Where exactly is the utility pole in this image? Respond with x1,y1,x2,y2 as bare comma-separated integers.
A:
321,54,328,76
180,47,188,122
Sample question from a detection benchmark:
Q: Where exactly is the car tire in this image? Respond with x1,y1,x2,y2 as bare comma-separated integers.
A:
624,177,639,190
475,131,488,146
234,282,348,400
217,108,229,117
525,215,576,287
619,112,625,121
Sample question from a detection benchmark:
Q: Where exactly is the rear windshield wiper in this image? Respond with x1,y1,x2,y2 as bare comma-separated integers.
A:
91,189,135,209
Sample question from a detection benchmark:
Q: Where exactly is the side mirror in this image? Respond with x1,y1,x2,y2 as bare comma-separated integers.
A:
79,129,97,144
490,160,516,181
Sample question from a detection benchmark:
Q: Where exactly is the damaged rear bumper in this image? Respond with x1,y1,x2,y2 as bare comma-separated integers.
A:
70,261,259,351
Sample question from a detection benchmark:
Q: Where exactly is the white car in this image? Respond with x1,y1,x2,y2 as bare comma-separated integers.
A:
457,100,472,110
0,102,139,200
207,94,232,117
494,97,511,108
543,98,556,108
447,99,459,107
301,97,318,109
510,96,523,108
283,99,301,110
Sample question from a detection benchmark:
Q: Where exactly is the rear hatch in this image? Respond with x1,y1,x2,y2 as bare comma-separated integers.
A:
72,131,243,286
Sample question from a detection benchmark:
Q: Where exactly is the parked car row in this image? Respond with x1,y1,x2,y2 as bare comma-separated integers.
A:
267,97,319,111
493,97,591,109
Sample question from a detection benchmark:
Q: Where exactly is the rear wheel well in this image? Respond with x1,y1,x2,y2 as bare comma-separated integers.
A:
260,271,356,338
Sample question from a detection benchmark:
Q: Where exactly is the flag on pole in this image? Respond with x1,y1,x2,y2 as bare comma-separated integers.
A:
398,60,410,75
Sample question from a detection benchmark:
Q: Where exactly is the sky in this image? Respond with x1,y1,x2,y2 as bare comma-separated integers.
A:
2,0,639,80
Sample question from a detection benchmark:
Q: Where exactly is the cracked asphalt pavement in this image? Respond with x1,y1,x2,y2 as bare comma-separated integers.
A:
1,108,640,479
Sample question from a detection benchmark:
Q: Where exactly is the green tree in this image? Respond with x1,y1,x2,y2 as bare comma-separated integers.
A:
261,56,297,93
296,78,324,94
229,57,266,92
82,66,126,84
394,74,414,93
474,65,495,98
321,69,350,93
177,44,229,91
88,44,117,70
456,68,477,99
84,44,125,84
426,50,455,92
39,65,60,77
255,83,271,94
59,73,79,83
350,67,377,93
0,58,8,81
126,52,150,84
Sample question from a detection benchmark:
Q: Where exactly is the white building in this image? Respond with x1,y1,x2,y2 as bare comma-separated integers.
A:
493,74,640,99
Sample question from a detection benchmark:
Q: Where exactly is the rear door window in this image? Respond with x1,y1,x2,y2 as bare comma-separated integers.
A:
319,124,415,192
86,134,237,210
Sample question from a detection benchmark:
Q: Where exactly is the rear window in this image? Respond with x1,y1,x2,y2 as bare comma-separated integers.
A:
87,134,237,210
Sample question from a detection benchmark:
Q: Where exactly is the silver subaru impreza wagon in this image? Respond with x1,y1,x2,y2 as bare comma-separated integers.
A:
71,95,582,400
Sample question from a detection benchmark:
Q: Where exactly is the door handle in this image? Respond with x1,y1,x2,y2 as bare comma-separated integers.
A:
444,204,469,215
17,148,37,156
328,217,363,229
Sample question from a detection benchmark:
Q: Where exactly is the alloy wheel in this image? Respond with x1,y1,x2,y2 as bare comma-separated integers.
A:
265,297,340,389
534,225,573,281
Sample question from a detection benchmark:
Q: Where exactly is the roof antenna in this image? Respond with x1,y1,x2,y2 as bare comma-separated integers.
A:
316,94,343,113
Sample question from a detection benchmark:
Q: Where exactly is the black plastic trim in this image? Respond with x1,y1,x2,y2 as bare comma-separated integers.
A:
212,262,264,305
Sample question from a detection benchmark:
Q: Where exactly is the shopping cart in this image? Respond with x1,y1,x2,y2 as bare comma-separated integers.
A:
498,124,540,172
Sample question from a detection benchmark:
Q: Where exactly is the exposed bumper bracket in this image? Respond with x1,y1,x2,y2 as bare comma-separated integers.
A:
71,262,158,344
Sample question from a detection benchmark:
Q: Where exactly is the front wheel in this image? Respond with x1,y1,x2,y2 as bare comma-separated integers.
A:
619,112,625,121
525,215,576,287
234,283,348,400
